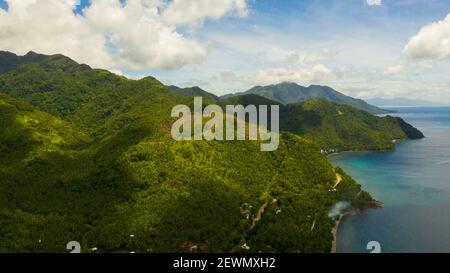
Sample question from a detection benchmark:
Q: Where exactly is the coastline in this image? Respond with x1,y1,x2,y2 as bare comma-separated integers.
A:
327,142,405,159
330,202,383,253
326,136,416,159
327,146,400,253
331,218,341,253
331,213,350,253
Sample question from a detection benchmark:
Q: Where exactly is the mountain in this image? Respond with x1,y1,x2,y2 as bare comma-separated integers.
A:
0,51,84,73
221,95,424,153
169,85,219,101
0,51,183,136
366,97,448,107
0,51,374,253
223,82,390,114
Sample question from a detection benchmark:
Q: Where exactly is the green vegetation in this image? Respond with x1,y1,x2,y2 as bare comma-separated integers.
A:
0,51,422,253
221,94,424,153
169,85,219,101
222,82,391,114
0,51,54,73
282,99,424,152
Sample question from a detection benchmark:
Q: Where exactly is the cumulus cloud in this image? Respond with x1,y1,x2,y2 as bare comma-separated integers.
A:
284,52,301,64
0,0,247,70
416,60,434,72
303,48,337,64
366,0,382,6
251,64,338,86
181,78,210,87
210,64,339,88
383,64,406,76
162,0,247,26
403,14,450,61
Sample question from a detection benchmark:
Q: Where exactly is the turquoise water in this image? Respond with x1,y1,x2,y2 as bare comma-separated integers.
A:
330,107,450,253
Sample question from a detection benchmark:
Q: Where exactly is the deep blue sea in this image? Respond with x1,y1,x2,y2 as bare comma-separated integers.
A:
330,107,450,253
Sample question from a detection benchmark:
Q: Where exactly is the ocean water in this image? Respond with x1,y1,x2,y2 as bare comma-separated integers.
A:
330,107,450,253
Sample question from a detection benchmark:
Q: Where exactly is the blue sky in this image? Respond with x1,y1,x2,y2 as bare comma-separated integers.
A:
0,0,449,102
155,0,450,100
0,0,7,10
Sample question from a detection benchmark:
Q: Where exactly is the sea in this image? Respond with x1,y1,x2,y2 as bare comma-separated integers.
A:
330,107,450,253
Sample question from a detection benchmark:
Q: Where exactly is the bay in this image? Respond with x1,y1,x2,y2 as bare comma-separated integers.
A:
331,107,450,253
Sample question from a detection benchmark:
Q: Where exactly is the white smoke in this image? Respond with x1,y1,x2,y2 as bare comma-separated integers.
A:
328,201,351,219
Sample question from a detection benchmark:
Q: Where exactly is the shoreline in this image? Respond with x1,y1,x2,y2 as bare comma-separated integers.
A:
327,110,423,253
331,213,350,253
327,144,403,159
327,145,398,253
326,137,414,159
331,218,340,253
331,201,383,253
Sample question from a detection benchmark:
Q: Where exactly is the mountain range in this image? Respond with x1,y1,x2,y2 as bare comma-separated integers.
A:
222,82,390,114
0,51,423,253
219,94,423,152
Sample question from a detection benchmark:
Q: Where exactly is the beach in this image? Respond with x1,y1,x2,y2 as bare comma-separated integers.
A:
331,218,341,253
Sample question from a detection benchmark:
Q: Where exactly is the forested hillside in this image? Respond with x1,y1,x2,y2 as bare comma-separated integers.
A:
222,82,390,114
0,51,418,253
221,95,424,152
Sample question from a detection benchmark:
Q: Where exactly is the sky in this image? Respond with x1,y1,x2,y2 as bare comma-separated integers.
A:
0,0,449,102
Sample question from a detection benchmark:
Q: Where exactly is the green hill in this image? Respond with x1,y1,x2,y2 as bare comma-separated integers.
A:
0,51,417,253
221,95,424,153
0,51,78,73
282,99,423,152
169,85,219,101
0,52,187,138
223,82,390,114
0,93,368,253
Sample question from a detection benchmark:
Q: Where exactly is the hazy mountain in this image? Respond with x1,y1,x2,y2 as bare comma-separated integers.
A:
223,82,391,114
366,97,448,107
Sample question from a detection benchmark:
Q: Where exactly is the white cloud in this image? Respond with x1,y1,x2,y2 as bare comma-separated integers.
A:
0,0,247,70
284,52,301,64
250,64,338,86
181,78,210,86
403,13,450,61
335,80,450,104
383,64,406,76
366,0,382,6
416,60,434,72
303,48,337,64
162,0,247,26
